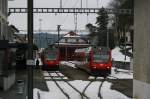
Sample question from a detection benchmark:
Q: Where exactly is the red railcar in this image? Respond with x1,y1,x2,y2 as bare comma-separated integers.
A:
41,47,59,70
74,47,112,76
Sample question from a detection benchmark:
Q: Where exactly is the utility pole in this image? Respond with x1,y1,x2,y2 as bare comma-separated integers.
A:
57,25,61,48
115,14,119,46
39,18,42,48
97,0,99,8
81,0,82,8
46,33,48,46
107,29,109,48
60,0,62,8
124,26,127,60
74,14,77,33
27,0,33,99
57,25,61,64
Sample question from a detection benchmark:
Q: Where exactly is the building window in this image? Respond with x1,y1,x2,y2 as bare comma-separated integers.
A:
65,39,67,43
76,39,79,42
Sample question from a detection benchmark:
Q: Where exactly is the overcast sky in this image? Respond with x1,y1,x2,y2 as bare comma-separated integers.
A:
8,0,112,33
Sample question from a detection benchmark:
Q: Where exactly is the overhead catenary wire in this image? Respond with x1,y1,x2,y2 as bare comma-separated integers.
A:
61,0,80,25
81,0,82,8
59,0,70,25
73,0,79,33
100,0,103,7
73,0,80,8
60,0,62,8
58,0,96,33
97,0,99,8
74,13,78,32
63,0,69,7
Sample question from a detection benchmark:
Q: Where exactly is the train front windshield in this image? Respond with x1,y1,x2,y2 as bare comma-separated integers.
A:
93,54,109,63
93,51,110,63
46,52,57,60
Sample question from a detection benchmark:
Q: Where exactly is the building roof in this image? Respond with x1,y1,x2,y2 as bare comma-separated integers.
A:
56,31,89,46
63,31,81,38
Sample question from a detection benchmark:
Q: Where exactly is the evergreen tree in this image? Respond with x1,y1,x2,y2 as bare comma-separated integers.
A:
96,7,109,47
109,0,133,47
86,23,96,37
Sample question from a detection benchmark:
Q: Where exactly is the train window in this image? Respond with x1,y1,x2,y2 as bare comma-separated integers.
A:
46,52,57,60
87,56,90,62
93,54,109,63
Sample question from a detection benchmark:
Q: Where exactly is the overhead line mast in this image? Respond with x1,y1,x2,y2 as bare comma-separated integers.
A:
39,18,42,48
81,0,82,8
74,13,78,32
60,0,62,8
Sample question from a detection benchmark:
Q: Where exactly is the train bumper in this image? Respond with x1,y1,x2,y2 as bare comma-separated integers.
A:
91,63,112,75
91,63,111,70
43,61,59,70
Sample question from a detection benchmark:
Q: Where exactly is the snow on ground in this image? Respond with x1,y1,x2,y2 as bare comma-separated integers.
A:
34,72,132,99
129,49,132,53
112,47,131,62
43,71,68,80
60,60,133,79
109,67,133,79
101,82,130,99
88,67,133,80
60,61,76,68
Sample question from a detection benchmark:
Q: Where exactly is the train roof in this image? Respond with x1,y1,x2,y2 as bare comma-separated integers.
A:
75,46,110,53
75,46,92,53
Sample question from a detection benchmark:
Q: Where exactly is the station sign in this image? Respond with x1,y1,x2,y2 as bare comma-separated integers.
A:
26,59,35,65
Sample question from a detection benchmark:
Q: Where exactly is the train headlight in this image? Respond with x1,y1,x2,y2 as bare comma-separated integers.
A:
107,67,110,69
93,66,97,69
92,64,97,68
99,64,104,66
92,64,97,67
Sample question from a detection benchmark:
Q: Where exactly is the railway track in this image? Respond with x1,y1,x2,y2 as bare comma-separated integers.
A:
43,66,131,99
107,75,119,79
98,79,105,99
47,71,89,99
45,70,108,99
81,77,97,98
48,72,70,99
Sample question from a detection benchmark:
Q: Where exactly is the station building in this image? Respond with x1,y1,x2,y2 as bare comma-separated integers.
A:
55,31,90,61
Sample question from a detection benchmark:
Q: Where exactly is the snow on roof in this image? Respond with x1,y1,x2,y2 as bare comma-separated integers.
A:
34,78,131,99
64,35,80,38
64,31,80,38
59,38,86,43
56,43,89,46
